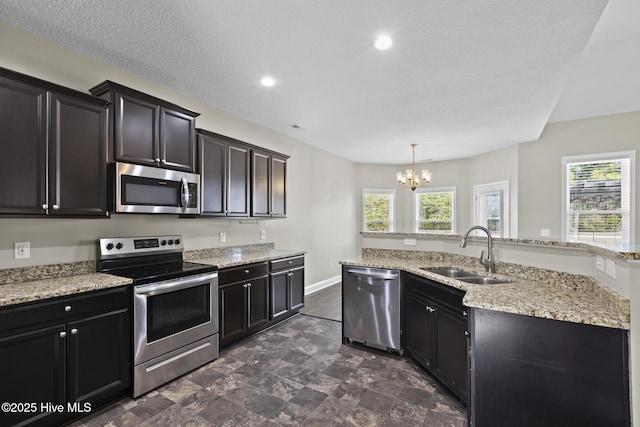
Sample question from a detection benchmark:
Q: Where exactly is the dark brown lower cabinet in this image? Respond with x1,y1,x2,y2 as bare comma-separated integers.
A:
0,287,130,427
219,269,270,348
469,308,630,427
270,256,305,321
405,274,468,402
219,256,304,349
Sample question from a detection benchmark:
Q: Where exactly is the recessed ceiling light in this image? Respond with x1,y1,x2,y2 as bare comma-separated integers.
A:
374,35,393,50
260,76,275,87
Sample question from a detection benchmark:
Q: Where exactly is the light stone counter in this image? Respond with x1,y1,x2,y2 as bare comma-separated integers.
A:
342,249,630,330
0,273,132,307
188,248,305,269
0,244,304,308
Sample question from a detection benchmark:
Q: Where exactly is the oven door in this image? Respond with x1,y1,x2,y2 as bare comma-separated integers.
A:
133,271,218,365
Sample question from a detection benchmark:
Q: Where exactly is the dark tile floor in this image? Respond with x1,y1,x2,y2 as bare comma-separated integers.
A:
72,315,466,426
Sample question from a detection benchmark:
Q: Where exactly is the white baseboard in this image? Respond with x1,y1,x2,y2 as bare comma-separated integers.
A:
305,274,341,295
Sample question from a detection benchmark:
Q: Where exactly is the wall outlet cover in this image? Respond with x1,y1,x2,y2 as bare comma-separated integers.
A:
15,241,30,259
219,232,226,243
260,230,266,240
404,238,417,246
595,256,604,272
540,228,551,237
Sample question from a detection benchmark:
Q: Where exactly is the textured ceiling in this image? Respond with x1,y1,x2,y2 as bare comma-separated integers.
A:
3,0,635,165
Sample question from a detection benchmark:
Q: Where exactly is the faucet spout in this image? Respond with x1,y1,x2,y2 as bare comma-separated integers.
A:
460,226,495,273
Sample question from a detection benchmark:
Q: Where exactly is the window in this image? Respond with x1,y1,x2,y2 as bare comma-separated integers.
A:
363,189,395,232
414,187,455,234
473,181,510,238
562,151,635,243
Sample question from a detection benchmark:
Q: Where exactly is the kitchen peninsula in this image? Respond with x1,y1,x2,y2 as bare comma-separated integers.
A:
344,232,638,426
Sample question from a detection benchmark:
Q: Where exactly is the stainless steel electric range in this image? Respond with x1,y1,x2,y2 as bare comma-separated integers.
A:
97,235,218,397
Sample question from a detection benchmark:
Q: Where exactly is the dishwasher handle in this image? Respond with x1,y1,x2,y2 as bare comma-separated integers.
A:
346,269,398,280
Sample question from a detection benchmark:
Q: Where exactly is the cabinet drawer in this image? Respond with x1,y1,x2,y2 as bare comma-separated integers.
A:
270,256,304,272
219,262,269,285
0,286,130,335
407,275,464,313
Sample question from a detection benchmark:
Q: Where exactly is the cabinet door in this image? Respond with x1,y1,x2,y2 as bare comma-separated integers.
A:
406,292,434,369
247,275,270,331
160,107,195,172
271,156,287,218
114,91,159,166
0,324,66,427
50,93,108,217
251,151,271,217
227,142,250,216
270,271,289,320
67,308,130,404
219,282,247,347
289,267,305,311
199,132,227,216
0,76,47,215
433,307,468,401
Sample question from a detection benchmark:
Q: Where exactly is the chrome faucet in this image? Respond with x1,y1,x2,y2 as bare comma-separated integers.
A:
460,226,495,273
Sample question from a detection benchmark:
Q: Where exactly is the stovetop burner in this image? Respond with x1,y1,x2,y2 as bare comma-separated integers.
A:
97,235,217,285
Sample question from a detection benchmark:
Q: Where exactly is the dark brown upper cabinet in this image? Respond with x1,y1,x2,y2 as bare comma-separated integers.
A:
251,149,287,218
198,129,250,217
90,81,199,172
0,67,109,217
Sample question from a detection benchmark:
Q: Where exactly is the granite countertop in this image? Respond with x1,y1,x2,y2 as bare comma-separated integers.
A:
342,252,630,330
0,273,132,307
189,248,306,269
0,245,305,308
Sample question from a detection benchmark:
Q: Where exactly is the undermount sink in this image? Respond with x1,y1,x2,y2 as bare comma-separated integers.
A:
421,267,477,278
456,276,510,285
422,267,511,285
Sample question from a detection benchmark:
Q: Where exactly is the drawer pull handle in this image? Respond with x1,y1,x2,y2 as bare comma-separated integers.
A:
287,261,293,264
64,305,72,312
244,269,250,274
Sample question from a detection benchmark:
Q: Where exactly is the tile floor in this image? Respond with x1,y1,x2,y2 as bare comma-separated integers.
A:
72,315,467,426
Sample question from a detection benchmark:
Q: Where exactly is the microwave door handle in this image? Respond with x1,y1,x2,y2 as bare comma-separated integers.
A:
180,177,189,211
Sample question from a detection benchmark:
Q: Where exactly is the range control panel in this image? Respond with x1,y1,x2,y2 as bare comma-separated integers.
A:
99,235,184,258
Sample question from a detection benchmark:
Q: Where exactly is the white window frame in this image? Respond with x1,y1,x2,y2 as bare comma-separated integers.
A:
561,150,635,242
473,180,510,238
362,188,396,232
413,186,456,234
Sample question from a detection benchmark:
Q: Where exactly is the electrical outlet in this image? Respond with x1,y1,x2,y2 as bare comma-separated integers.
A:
540,228,550,237
329,262,333,270
219,232,226,243
595,256,604,272
260,230,266,240
404,238,417,246
15,242,30,259
605,259,616,279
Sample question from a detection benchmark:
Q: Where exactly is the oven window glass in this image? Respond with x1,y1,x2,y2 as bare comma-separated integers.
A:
122,175,180,207
147,283,210,342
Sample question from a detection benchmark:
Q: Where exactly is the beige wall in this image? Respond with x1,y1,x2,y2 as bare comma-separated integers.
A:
0,22,358,285
356,113,639,243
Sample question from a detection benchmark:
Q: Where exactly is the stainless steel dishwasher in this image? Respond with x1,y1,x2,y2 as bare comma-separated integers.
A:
342,266,402,354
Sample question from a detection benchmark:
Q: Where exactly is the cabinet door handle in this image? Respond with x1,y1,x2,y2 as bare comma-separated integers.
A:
247,282,252,287
59,331,67,338
161,159,166,164
155,158,161,163
425,306,435,313
71,328,78,335
52,204,60,210
64,305,72,312
463,310,468,317
42,203,49,210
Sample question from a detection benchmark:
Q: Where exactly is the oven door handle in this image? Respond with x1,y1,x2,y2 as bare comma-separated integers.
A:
135,271,218,296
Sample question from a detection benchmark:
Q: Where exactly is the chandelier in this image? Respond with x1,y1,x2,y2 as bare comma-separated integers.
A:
396,144,432,191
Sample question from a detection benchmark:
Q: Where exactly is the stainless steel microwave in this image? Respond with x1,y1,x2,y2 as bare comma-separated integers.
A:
112,162,200,214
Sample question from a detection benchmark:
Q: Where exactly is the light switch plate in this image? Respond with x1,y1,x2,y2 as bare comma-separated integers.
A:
219,232,226,243
605,259,616,279
260,230,266,240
